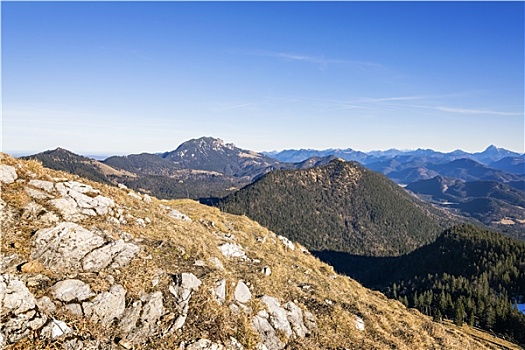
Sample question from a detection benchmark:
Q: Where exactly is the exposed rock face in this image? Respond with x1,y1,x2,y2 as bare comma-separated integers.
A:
182,337,245,350
260,295,293,338
1,275,49,344
50,181,115,221
119,291,165,343
25,187,54,200
251,295,317,348
29,179,55,192
30,222,140,273
83,284,126,325
278,235,295,250
173,274,201,322
82,239,140,272
40,319,72,339
1,274,36,316
284,301,309,338
31,222,106,271
252,310,284,350
213,279,226,305
183,338,225,350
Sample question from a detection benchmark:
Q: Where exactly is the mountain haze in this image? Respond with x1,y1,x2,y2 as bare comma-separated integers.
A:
267,145,522,166
406,176,525,239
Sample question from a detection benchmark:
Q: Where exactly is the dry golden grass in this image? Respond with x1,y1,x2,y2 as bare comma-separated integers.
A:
1,153,523,350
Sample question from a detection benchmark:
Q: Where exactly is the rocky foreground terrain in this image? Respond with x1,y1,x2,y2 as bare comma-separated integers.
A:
0,154,520,349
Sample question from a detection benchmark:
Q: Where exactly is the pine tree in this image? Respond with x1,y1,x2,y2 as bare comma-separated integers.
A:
454,300,465,326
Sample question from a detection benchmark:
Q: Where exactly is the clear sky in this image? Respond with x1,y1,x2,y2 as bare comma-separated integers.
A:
2,1,524,156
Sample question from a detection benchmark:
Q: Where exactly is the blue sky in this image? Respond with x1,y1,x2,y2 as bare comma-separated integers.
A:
2,1,524,156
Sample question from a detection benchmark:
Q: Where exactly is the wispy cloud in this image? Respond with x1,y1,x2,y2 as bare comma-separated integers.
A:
356,95,437,103
210,102,256,113
261,94,524,118
236,49,383,70
434,106,522,116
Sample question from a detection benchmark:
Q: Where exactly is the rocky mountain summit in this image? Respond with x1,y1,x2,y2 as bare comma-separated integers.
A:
0,154,519,349
161,137,282,178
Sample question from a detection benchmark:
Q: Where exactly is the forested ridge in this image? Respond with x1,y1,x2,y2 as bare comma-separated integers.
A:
218,159,452,256
22,148,113,185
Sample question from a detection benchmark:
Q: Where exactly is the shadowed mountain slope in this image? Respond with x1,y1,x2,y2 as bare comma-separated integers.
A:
315,224,525,345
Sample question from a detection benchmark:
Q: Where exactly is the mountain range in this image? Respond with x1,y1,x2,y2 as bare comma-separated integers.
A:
23,137,524,238
266,145,524,171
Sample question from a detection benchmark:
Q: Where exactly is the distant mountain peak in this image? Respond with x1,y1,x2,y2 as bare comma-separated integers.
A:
161,137,281,178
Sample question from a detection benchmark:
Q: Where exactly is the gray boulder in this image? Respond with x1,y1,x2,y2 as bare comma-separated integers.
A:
184,338,225,350
138,291,164,335
212,279,226,305
2,310,36,343
49,279,94,302
0,165,17,184
51,181,114,220
21,202,47,221
168,209,192,221
234,281,251,304
119,300,142,335
277,235,294,250
170,273,202,304
49,197,85,221
0,275,48,344
0,274,36,316
219,243,246,259
25,187,54,200
119,291,164,343
36,296,56,314
63,303,83,316
40,318,72,339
